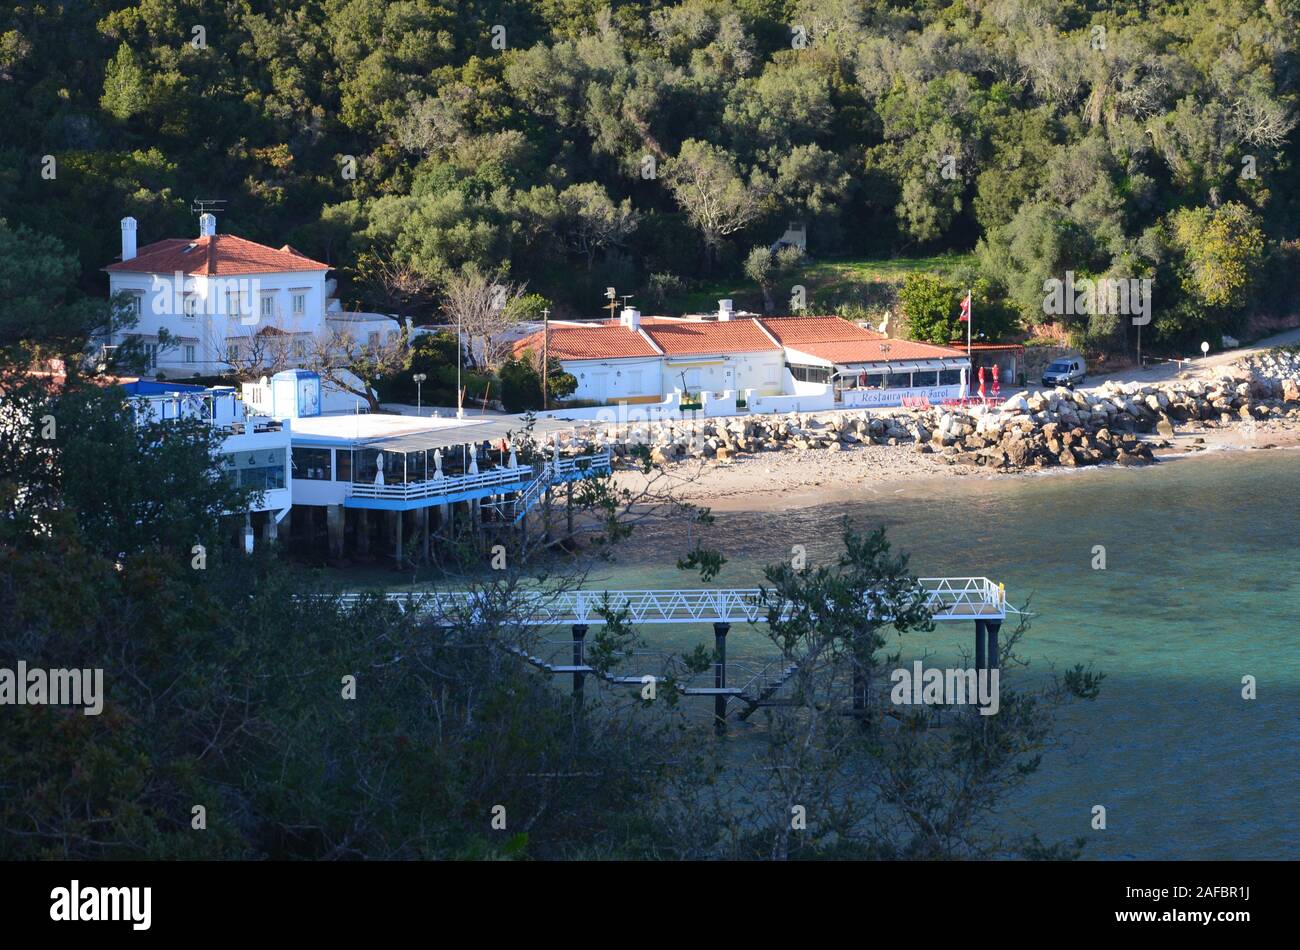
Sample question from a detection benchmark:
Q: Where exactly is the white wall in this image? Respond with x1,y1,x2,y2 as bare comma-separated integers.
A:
748,380,836,414
563,356,663,404
108,269,328,377
662,351,782,400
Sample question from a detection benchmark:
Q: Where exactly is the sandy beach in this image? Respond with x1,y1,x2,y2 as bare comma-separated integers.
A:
614,416,1300,512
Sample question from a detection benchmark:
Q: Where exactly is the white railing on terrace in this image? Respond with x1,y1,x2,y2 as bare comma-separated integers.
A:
346,450,613,503
348,464,528,501
335,577,1009,624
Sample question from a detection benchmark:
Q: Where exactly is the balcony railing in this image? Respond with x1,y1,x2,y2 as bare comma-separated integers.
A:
348,464,530,501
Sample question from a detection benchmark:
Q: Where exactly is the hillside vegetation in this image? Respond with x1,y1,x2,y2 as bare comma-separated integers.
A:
2,0,1299,354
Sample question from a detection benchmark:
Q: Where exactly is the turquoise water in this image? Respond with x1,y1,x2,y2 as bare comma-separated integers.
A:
579,449,1300,859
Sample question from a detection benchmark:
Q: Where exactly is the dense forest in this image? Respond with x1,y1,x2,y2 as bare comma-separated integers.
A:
3,0,1299,352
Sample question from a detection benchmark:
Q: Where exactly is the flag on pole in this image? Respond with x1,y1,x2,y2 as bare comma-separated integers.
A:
958,292,971,322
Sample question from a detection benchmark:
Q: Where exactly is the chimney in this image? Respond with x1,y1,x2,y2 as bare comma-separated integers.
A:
199,213,217,237
120,216,137,261
620,307,641,331
718,298,734,321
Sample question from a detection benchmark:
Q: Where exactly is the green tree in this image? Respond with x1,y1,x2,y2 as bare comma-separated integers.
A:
100,43,148,120
499,353,577,412
900,272,960,344
1169,203,1266,311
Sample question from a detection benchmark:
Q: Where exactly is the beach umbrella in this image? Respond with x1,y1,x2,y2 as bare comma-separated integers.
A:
508,445,518,469
433,449,443,477
469,450,479,475
977,365,986,398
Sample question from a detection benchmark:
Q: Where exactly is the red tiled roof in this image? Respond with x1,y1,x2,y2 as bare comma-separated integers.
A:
513,324,660,360
105,234,329,276
756,315,885,344
641,319,778,356
760,315,965,364
949,341,1025,352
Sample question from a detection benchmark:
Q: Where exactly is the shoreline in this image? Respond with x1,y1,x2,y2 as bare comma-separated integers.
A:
615,420,1300,513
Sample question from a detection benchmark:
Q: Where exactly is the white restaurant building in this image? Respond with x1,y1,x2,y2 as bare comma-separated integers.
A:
514,303,972,412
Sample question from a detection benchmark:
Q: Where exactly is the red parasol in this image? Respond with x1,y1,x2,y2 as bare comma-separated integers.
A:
977,365,986,398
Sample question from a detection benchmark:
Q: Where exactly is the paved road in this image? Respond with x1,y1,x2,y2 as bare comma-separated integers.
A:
1031,325,1300,391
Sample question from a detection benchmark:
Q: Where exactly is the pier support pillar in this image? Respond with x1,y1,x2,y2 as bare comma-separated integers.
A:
393,510,404,568
985,620,1001,673
356,510,370,558
566,481,574,538
420,506,431,564
571,624,589,705
974,619,987,673
326,505,344,560
714,622,731,735
261,511,279,548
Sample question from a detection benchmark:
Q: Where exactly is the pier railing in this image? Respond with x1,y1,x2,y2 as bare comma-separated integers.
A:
336,577,1007,625
348,465,528,501
346,450,613,505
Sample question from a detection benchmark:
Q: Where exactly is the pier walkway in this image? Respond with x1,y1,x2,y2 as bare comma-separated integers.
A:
337,578,1016,729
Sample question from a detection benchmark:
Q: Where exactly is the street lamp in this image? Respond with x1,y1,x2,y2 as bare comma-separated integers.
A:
412,373,427,416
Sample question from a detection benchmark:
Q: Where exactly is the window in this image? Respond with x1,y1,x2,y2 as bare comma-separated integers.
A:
940,369,963,386
367,331,380,349
142,343,158,368
183,295,198,318
130,295,142,317
292,293,305,315
292,447,332,481
789,364,830,384
261,296,274,319
387,330,399,344
226,449,287,492
293,338,306,360
765,364,779,385
184,344,196,364
226,290,243,318
335,450,352,482
227,341,240,362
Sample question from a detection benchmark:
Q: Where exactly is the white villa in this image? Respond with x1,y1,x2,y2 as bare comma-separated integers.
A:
513,302,972,411
103,213,396,379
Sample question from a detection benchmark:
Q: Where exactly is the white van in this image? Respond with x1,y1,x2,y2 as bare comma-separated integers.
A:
1041,356,1086,388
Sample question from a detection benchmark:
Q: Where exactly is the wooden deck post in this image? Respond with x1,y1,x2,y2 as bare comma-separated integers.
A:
393,509,403,568
420,506,430,563
713,622,730,734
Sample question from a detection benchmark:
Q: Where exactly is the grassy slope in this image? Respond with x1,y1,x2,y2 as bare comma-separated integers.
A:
665,252,977,315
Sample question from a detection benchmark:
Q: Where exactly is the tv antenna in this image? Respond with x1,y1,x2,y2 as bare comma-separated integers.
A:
191,198,226,217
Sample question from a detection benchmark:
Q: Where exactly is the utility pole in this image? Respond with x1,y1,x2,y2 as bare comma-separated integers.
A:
541,307,550,410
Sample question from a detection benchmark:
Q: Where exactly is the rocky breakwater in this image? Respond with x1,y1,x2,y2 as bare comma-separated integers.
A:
913,372,1300,471
547,362,1300,475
